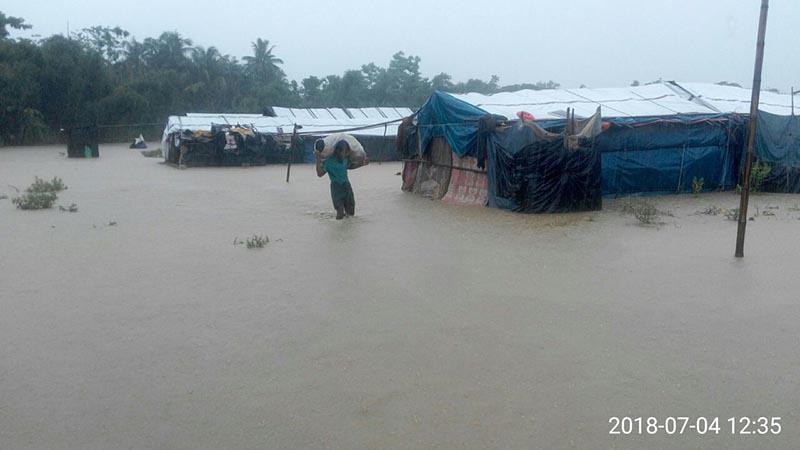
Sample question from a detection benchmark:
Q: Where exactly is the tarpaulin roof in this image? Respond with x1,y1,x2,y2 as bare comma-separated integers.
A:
449,81,800,119
673,82,798,116
163,106,414,143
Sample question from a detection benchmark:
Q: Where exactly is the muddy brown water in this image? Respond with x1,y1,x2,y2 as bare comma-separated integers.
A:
2,144,800,449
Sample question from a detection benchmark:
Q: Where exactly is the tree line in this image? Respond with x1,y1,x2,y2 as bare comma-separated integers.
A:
0,12,560,145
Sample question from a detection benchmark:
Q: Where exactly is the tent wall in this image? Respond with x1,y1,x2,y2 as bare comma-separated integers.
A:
165,130,297,167
486,120,602,213
596,115,746,196
411,137,453,200
412,91,756,208
441,152,488,207
755,111,800,193
67,127,100,158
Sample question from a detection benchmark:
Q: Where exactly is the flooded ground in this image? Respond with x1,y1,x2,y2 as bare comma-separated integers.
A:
2,144,800,449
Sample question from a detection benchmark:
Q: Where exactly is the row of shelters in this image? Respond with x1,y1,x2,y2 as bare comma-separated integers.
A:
401,81,800,213
161,107,413,167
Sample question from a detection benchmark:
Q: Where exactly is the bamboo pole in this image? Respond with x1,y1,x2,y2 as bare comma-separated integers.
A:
735,0,770,258
286,124,300,183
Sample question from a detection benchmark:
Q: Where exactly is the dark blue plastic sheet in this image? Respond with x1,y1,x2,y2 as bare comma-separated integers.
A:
486,122,602,213
597,115,746,196
413,92,759,205
755,111,800,193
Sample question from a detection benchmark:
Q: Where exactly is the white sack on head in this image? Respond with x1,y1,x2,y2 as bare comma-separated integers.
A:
318,133,368,168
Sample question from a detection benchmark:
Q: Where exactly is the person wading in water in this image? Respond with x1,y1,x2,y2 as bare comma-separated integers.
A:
315,139,356,219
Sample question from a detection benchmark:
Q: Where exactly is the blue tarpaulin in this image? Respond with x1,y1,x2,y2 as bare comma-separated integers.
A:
598,115,746,196
755,111,800,193
417,91,488,158
412,92,800,209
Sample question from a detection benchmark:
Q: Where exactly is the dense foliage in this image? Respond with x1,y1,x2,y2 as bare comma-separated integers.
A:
0,12,559,145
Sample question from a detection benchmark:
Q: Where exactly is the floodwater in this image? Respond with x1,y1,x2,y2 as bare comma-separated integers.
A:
2,144,800,450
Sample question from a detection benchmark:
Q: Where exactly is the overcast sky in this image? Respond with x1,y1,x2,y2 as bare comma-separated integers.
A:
5,0,799,91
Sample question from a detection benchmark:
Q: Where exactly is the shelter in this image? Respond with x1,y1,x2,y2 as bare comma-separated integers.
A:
406,82,800,212
161,106,413,167
67,126,100,158
403,92,603,212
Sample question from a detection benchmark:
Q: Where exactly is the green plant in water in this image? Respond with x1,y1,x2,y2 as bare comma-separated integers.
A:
27,176,67,193
725,208,740,221
12,191,57,210
633,201,660,224
750,162,771,193
691,177,704,196
59,203,78,212
246,235,269,248
235,234,270,249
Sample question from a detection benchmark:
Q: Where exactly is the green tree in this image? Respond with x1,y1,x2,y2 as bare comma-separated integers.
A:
142,32,193,70
76,26,129,62
0,12,31,39
38,35,110,128
243,38,284,84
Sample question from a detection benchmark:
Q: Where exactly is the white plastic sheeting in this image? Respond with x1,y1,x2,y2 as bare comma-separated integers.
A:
161,106,414,150
452,82,714,119
450,81,800,119
674,82,798,116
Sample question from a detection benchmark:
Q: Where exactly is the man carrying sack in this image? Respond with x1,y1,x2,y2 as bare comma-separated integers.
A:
315,134,369,220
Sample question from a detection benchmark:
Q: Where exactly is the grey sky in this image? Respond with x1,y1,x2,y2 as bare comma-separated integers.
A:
5,0,799,91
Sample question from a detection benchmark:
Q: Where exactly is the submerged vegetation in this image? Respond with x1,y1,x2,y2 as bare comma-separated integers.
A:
233,235,270,249
620,198,662,225
632,201,660,225
11,176,67,210
12,190,57,209
736,162,772,193
692,177,704,196
27,176,66,193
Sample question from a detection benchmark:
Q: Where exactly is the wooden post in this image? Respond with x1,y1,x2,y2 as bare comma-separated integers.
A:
416,123,422,158
286,124,299,183
735,0,769,258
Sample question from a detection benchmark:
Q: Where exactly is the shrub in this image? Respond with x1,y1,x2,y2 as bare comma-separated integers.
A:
234,235,270,249
699,205,722,215
27,176,67,193
59,203,78,212
725,208,740,221
12,191,57,210
692,177,704,196
246,235,269,248
633,201,660,224
751,162,771,192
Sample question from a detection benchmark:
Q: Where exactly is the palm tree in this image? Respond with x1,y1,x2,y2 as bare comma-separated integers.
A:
122,39,146,79
192,46,222,82
142,32,193,69
243,38,284,83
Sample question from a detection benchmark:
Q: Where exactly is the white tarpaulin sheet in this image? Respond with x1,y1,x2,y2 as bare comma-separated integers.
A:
452,82,718,119
162,106,413,149
450,81,800,119
673,82,798,116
